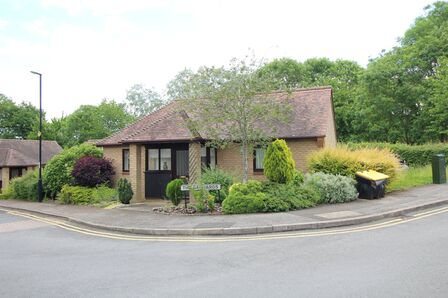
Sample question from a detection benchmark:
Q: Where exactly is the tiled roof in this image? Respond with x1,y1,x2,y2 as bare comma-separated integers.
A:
0,139,62,167
96,86,334,146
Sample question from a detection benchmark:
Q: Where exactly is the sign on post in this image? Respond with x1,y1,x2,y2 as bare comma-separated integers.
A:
180,184,221,191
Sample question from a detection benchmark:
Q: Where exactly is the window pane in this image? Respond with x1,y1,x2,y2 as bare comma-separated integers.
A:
255,148,265,169
160,148,171,170
176,150,189,177
123,150,130,171
210,148,216,169
201,146,207,168
148,149,159,170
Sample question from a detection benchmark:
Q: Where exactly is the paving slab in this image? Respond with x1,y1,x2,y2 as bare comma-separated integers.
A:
0,183,447,235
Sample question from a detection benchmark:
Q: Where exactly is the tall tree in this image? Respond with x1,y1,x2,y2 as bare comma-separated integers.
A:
0,94,40,139
125,84,165,118
64,100,135,146
170,58,291,183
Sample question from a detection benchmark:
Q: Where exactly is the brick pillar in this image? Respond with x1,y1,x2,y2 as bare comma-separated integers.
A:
1,167,10,191
129,144,144,203
188,142,201,204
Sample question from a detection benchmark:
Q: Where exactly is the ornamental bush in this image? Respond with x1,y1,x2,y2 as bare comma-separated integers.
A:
166,179,184,206
72,156,114,187
6,170,39,201
200,168,233,203
43,143,102,198
308,147,400,182
304,172,358,204
117,178,133,204
59,185,93,205
263,139,295,183
222,180,266,214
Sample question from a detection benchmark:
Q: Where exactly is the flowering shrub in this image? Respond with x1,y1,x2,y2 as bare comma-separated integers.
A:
72,156,114,187
304,172,358,204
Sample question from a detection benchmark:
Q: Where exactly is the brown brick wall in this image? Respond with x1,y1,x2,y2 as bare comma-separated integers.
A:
102,146,130,185
216,139,319,181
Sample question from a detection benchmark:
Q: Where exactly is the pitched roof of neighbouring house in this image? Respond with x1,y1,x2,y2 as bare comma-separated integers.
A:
0,139,62,167
96,86,334,146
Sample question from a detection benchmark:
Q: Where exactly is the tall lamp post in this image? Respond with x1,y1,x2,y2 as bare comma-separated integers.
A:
30,71,43,202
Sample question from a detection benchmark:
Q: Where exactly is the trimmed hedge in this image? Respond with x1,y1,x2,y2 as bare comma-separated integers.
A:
166,179,184,206
345,142,448,167
308,147,400,181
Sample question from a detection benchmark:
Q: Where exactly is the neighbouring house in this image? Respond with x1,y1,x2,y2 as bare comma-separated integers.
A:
0,139,62,192
96,86,337,202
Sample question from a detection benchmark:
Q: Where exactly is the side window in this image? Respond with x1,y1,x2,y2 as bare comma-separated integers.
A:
122,149,130,172
254,148,266,171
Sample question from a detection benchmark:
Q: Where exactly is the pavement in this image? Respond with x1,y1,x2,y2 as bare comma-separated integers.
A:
0,183,447,236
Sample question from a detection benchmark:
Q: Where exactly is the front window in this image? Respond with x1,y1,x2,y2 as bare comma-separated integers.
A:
122,149,130,172
201,145,216,169
147,148,172,171
148,149,160,171
254,148,266,171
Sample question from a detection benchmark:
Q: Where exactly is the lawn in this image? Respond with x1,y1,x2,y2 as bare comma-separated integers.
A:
387,165,433,192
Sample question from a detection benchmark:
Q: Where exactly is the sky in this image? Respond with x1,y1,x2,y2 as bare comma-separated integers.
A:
0,0,434,119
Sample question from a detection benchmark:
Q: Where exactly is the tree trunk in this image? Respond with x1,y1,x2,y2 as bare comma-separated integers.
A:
241,141,249,183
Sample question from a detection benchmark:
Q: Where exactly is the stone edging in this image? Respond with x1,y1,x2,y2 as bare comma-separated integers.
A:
1,198,447,236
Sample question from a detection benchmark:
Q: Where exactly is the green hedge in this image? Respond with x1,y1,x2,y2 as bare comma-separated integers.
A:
2,170,39,201
345,142,448,167
59,185,117,206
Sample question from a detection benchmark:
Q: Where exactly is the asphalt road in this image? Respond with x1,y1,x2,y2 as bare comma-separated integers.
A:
0,208,447,298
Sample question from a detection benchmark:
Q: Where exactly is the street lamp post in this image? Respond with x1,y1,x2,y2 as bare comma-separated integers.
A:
30,71,43,202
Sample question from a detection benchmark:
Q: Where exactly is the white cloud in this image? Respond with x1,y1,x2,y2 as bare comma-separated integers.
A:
0,19,9,29
1,0,432,118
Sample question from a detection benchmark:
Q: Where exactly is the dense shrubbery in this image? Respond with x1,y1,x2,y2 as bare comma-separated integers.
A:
200,168,233,203
308,147,400,181
43,143,103,197
72,156,114,187
345,142,448,166
166,179,184,206
2,170,38,201
264,139,295,183
222,179,321,214
193,187,215,213
304,173,358,204
117,178,133,204
59,184,117,206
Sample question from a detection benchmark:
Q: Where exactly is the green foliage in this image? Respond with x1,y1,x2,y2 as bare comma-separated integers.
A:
200,168,233,203
59,185,92,205
345,142,448,167
289,170,305,186
263,139,296,183
91,185,118,205
0,94,40,139
222,180,318,214
304,173,358,204
63,100,135,147
171,56,292,183
308,147,400,181
192,187,215,213
166,179,184,206
6,170,39,201
117,178,133,204
43,143,103,197
59,184,117,206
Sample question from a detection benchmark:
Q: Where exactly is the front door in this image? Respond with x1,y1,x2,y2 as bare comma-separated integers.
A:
144,144,189,198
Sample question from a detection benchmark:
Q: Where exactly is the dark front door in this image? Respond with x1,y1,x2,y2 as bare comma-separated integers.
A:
144,144,189,198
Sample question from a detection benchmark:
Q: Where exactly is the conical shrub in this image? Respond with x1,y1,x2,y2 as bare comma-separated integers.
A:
263,139,296,183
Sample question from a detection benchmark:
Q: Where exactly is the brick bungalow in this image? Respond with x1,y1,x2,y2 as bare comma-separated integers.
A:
96,86,337,202
0,139,62,191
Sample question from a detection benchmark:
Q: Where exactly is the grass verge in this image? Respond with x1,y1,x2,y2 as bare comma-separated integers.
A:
387,165,433,192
